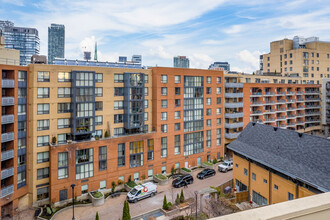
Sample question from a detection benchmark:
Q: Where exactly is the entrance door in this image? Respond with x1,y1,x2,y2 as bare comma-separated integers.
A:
185,161,188,168
197,157,201,166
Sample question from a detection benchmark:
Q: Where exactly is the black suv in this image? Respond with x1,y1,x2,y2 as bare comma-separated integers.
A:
172,174,194,188
197,168,216,179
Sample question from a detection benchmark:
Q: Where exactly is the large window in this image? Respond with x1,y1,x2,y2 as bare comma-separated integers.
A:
147,139,154,161
18,71,27,82
114,114,123,123
161,75,167,83
175,76,181,83
58,88,71,98
114,87,124,96
58,134,69,144
114,101,124,110
129,141,144,168
37,120,49,131
17,171,26,189
18,104,26,115
161,124,167,133
95,101,103,111
58,103,72,113
118,143,125,167
37,104,49,114
161,112,167,121
76,103,93,117
95,88,103,97
18,154,26,166
175,111,180,119
58,118,70,129
114,74,124,83
95,73,103,83
58,72,71,82
95,116,103,125
99,146,107,171
174,135,180,155
76,72,93,86
76,149,94,180
37,152,49,163
161,87,167,96
18,138,26,149
161,137,167,158
37,187,49,201
37,167,49,179
18,121,26,132
252,190,267,206
18,88,27,98
37,88,49,98
58,152,68,179
161,100,167,108
38,71,50,82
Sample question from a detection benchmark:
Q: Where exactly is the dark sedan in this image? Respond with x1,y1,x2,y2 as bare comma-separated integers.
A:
197,168,216,179
172,174,194,188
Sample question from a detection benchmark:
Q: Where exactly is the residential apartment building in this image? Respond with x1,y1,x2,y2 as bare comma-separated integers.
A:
209,62,230,71
1,21,40,66
173,56,190,68
322,79,330,136
0,65,28,218
228,122,330,205
262,36,330,84
0,34,20,65
48,24,65,64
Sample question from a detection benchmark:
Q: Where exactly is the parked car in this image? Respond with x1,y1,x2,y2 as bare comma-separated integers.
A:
127,182,157,203
218,160,233,172
197,168,216,179
172,174,194,188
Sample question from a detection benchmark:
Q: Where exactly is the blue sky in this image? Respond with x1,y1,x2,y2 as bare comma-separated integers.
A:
1,0,330,72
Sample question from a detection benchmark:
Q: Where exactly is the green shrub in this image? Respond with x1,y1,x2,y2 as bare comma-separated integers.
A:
180,189,185,203
51,208,57,213
202,161,213,166
126,181,137,188
167,202,173,209
112,181,116,192
118,179,124,185
95,211,99,220
51,136,56,144
46,207,52,215
171,166,176,175
182,168,191,172
163,195,169,210
104,130,109,138
220,156,224,162
128,175,132,183
213,158,218,164
122,200,131,220
93,191,103,198
175,193,180,205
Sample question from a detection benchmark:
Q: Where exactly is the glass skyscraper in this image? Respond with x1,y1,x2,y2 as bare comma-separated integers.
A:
173,56,189,68
1,21,40,66
48,24,65,64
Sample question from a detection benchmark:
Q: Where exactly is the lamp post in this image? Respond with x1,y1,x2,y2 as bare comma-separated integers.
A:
195,191,198,220
71,184,76,220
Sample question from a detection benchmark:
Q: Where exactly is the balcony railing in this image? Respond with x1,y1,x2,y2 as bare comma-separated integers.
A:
305,112,321,115
276,108,286,112
1,132,14,143
252,119,263,123
276,116,286,121
2,79,15,88
305,119,321,123
1,115,14,125
296,121,305,124
264,92,275,96
1,167,14,180
264,118,276,123
305,98,321,101
296,114,305,117
287,107,296,111
264,109,276,114
0,184,14,198
305,91,319,94
2,97,15,106
305,105,321,109
224,93,243,98
287,99,295,103
251,101,263,106
277,99,286,103
225,103,243,108
225,122,244,129
296,91,304,95
276,92,286,96
296,99,304,102
1,149,14,161
251,92,263,97
225,112,243,118
287,115,296,119
264,101,275,105
225,132,241,139
286,92,295,95
225,83,243,88
287,123,296,127
251,110,263,115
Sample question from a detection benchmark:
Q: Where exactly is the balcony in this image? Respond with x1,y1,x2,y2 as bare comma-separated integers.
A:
296,99,304,102
225,132,241,139
305,119,321,123
251,101,263,106
264,92,275,96
224,93,243,98
1,149,14,161
1,114,14,125
296,106,305,110
305,105,321,109
276,108,286,112
287,107,296,111
1,167,14,180
276,92,286,96
276,116,286,121
0,184,14,198
286,92,295,95
264,118,276,123
225,103,243,108
279,124,287,128
264,101,275,105
1,132,14,143
2,97,14,106
225,113,243,119
305,91,319,95
287,99,295,103
296,91,304,95
287,123,296,127
225,83,243,88
305,112,321,116
296,121,305,125
277,99,286,103
252,119,263,123
225,122,244,129
251,92,263,97
296,114,305,117
264,109,276,114
2,79,15,88
251,110,263,116
287,115,296,119
305,98,321,102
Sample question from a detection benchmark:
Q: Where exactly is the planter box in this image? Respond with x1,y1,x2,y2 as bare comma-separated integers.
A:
89,191,104,207
177,202,190,211
124,183,137,192
201,162,214,169
153,175,169,186
179,168,192,175
161,207,180,216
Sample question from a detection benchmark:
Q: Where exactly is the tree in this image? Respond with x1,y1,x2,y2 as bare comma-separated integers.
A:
180,189,185,203
111,181,116,193
122,200,131,220
212,158,218,164
104,130,109,138
175,193,180,205
95,212,99,220
163,195,168,210
171,166,176,175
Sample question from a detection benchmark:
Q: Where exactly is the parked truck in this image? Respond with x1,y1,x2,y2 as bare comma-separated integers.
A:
126,182,157,203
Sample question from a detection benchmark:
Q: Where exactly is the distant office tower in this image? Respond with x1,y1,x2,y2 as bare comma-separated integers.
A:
48,24,65,64
173,56,189,68
119,56,127,62
209,62,230,71
132,55,142,63
1,20,40,66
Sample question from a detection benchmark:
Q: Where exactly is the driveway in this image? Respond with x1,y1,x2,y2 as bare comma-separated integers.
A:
54,169,233,220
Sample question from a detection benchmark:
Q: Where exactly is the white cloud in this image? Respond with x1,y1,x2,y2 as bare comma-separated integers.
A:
236,50,261,72
190,54,214,69
223,24,243,34
1,0,24,6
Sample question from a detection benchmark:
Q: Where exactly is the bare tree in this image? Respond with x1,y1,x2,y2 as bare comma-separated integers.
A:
203,196,238,218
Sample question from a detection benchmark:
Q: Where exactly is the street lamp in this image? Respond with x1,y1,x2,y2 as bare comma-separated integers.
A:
195,191,198,220
71,184,76,220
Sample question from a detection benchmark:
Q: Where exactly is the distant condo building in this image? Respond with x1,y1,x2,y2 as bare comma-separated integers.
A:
0,20,40,66
262,36,330,84
48,24,65,64
0,32,20,65
174,56,189,68
209,62,230,71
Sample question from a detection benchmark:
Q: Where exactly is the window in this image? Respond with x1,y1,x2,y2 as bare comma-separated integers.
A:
134,172,139,181
18,71,27,82
17,171,26,188
95,116,103,125
162,166,167,174
18,138,26,149
145,75,149,83
18,154,26,166
76,149,94,179
175,163,180,169
37,104,49,114
263,179,267,184
95,88,103,97
18,88,27,98
114,128,124,136
58,72,71,82
161,75,167,83
175,99,181,107
37,120,49,131
236,164,238,168
99,146,107,171
206,76,211,84
114,74,124,83
244,168,248,176
129,141,144,168
206,119,211,126
161,87,167,95
100,180,106,190
206,87,211,94
37,152,49,163
58,152,68,179
81,185,88,194
37,88,49,98
58,134,69,144
18,104,26,115
217,97,221,104
161,100,167,108
161,124,167,133
144,112,148,121
161,137,167,158
217,77,221,84
147,139,154,161
217,108,221,115
274,184,278,190
95,73,103,83
58,103,72,113
175,123,181,131
58,118,70,129
145,87,148,96
175,76,181,83
148,169,153,177
114,101,124,110
59,189,67,201
206,109,211,115
37,167,49,179
114,114,123,123
174,135,180,155
37,135,49,147
252,173,256,181
37,187,49,201
288,192,294,200
217,128,221,146
174,111,180,119
161,112,167,121
37,71,50,82
114,87,124,96
95,101,103,111
175,87,181,95
217,87,221,94
118,143,125,167
206,98,211,105
145,100,148,108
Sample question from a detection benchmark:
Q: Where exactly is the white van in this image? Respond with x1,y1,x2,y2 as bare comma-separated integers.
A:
126,182,157,203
